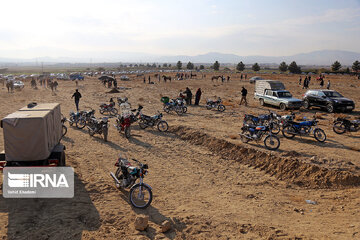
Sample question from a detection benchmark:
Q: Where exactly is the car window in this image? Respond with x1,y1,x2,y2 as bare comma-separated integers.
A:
324,91,343,97
278,92,292,98
317,91,325,97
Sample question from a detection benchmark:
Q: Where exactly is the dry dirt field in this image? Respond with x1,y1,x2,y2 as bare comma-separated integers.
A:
0,72,360,239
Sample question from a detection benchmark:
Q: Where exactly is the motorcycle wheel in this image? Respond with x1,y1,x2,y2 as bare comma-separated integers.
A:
163,106,170,113
129,183,153,209
103,126,108,142
183,106,188,113
217,104,226,112
314,128,326,142
69,116,75,126
139,120,148,129
99,109,105,114
282,125,296,139
110,108,118,116
333,121,346,134
175,107,184,115
157,120,169,132
125,126,131,139
240,129,250,143
88,128,95,136
206,105,211,110
264,135,280,150
270,122,281,135
76,119,86,129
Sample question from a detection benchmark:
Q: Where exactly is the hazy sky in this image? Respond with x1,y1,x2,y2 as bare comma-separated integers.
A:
1,0,360,59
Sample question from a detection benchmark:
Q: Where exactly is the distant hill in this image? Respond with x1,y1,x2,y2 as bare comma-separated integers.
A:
0,50,359,66
157,50,360,65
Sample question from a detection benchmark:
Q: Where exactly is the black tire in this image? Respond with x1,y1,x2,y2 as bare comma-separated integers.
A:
240,129,251,143
303,99,310,109
183,106,187,113
206,105,212,110
333,121,346,134
125,126,131,139
62,125,67,138
99,109,105,114
279,103,286,111
326,104,334,113
58,151,66,166
88,127,95,136
103,126,108,142
314,128,326,142
163,106,170,113
139,120,148,129
218,104,226,112
270,122,280,135
129,183,153,209
76,119,86,129
69,116,75,126
264,135,280,150
175,107,184,115
260,99,264,106
282,125,296,139
157,120,169,132
110,108,118,116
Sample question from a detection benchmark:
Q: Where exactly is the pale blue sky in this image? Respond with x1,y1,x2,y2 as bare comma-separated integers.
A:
0,0,359,59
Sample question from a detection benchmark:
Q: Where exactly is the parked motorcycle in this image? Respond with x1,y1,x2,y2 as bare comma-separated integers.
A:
87,116,109,141
282,117,326,142
77,109,96,129
110,155,152,209
68,111,81,127
117,97,131,108
99,102,118,116
138,106,169,132
239,123,280,150
61,115,67,138
163,98,187,115
114,106,141,138
206,97,225,112
333,117,360,134
243,111,281,134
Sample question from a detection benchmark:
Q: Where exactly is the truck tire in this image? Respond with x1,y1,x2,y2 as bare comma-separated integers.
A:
279,103,286,111
59,151,66,166
260,99,264,106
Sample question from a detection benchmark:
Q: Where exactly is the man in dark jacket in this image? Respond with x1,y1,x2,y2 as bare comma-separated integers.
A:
240,86,247,106
71,89,82,111
184,87,193,105
195,88,202,105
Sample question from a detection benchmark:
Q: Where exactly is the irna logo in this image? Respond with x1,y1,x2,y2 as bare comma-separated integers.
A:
7,172,69,188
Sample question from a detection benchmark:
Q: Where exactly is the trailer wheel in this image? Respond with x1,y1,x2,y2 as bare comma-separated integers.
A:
59,151,66,166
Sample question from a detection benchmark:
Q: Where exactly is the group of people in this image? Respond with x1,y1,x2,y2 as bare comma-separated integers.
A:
178,87,202,105
299,74,330,89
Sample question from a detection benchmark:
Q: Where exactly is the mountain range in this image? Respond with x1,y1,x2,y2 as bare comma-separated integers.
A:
0,50,359,66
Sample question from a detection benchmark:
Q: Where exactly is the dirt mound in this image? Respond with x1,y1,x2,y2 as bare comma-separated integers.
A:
170,125,360,188
106,88,120,93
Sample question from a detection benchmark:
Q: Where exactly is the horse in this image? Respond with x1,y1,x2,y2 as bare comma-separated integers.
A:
6,81,14,93
162,75,171,82
211,76,221,81
190,73,197,78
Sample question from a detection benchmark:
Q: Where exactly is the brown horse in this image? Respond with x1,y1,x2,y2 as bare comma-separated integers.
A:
162,75,171,82
211,76,221,81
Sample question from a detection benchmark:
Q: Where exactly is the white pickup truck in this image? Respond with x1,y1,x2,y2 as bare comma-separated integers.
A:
254,80,303,111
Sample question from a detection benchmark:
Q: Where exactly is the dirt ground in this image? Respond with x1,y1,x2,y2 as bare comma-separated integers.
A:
0,72,360,239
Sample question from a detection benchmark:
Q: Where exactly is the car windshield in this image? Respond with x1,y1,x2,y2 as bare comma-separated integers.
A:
277,92,292,98
324,91,343,98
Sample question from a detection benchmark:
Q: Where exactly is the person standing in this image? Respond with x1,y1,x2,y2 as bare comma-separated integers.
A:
303,76,308,89
299,76,302,85
327,80,331,90
240,86,248,106
320,78,324,88
71,89,82,111
148,76,151,84
184,87,193,105
195,88,202,105
143,76,146,83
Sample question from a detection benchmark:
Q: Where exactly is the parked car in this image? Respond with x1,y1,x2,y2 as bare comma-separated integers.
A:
303,90,355,113
120,75,130,81
13,80,24,89
249,76,264,83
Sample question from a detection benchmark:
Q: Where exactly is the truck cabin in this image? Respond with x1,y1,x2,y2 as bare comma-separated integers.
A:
264,89,292,98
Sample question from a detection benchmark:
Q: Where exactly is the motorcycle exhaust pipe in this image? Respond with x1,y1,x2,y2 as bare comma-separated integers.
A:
239,133,252,139
110,172,121,185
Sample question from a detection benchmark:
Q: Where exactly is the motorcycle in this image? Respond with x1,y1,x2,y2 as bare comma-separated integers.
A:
61,115,67,138
110,155,152,209
67,111,81,127
117,97,131,108
206,97,226,112
77,109,96,129
243,111,281,134
282,117,326,142
333,117,360,134
239,122,280,150
138,106,169,132
114,106,141,138
87,116,109,141
163,98,187,115
99,102,118,116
